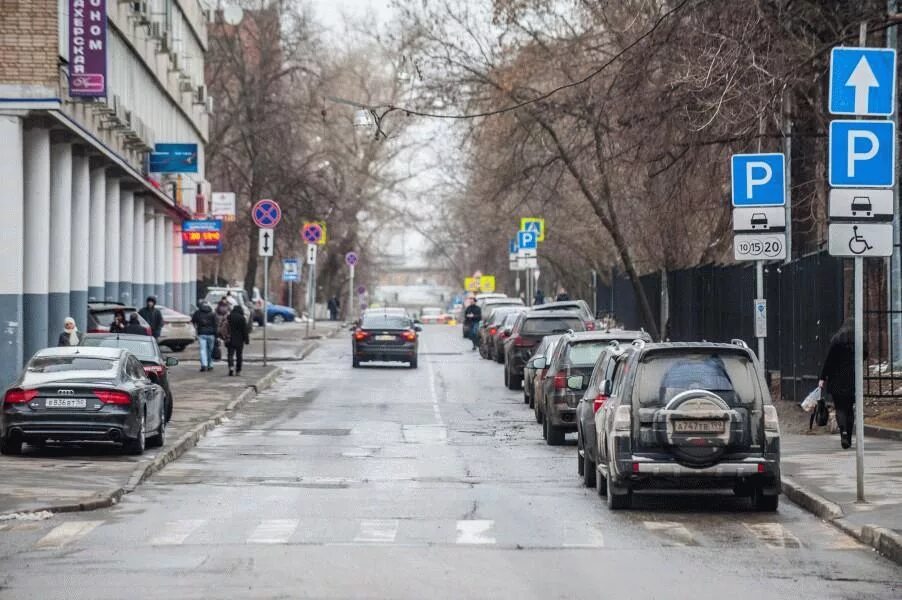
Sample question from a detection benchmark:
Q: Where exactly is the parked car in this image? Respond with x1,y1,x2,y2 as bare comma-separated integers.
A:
87,303,152,335
267,302,297,323
0,346,167,455
420,307,446,324
532,300,596,331
203,287,253,333
157,305,195,352
468,297,524,339
575,333,651,487
479,306,523,359
502,310,586,390
352,312,421,369
252,287,266,325
490,310,525,362
523,334,563,409
590,340,781,511
81,333,178,422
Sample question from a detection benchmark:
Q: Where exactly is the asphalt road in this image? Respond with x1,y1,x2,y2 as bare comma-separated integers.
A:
1,326,899,599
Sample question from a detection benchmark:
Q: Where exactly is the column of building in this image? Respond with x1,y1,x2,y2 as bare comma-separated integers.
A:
88,165,106,302
133,196,146,306
0,115,25,388
119,189,135,305
154,212,166,301
104,177,121,302
70,149,91,330
164,216,174,307
22,125,50,361
144,205,156,307
47,137,72,345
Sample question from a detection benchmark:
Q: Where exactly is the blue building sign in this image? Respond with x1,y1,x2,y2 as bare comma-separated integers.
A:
149,143,199,173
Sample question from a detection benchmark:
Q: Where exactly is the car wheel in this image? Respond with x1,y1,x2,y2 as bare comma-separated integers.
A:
545,411,564,446
752,487,779,512
0,437,23,456
352,356,360,368
606,464,631,509
272,314,285,324
596,463,607,497
577,433,585,476
504,366,511,390
583,453,596,488
523,390,530,405
410,357,418,369
165,395,173,423
534,398,543,424
148,408,166,448
124,411,146,456
542,413,548,440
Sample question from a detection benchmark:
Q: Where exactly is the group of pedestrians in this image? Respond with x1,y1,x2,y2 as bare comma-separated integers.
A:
57,296,164,347
192,294,249,376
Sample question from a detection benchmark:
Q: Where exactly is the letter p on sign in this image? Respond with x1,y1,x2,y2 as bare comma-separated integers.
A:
731,153,786,207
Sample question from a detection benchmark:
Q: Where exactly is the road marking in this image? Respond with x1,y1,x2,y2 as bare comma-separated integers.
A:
354,519,399,543
423,335,444,426
456,520,495,545
247,519,299,544
34,521,102,549
149,519,206,546
642,521,699,547
563,525,605,548
743,522,801,549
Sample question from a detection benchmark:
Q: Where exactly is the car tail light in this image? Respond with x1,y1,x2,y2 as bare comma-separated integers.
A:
354,329,369,341
593,395,608,413
94,390,131,405
613,405,632,431
514,336,531,347
763,405,780,433
88,327,105,333
553,373,567,390
585,321,596,331
144,365,165,375
401,330,417,342
4,389,38,404
489,327,497,336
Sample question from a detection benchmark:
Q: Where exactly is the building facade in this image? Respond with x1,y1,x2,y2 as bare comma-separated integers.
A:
0,0,210,387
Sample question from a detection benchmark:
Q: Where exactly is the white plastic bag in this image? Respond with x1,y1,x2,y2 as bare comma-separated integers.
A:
801,387,820,413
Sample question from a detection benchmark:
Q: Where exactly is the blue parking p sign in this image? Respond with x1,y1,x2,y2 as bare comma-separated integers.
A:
828,120,896,188
731,153,785,207
517,230,537,250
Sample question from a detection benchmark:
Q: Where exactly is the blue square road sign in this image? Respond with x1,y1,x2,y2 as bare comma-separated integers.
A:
828,120,896,188
517,230,537,250
829,47,896,116
731,153,785,207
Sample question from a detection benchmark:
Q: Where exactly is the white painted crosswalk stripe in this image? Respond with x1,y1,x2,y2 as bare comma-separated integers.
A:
743,522,801,549
354,520,399,543
247,519,299,544
34,521,103,550
642,521,698,547
149,519,206,546
456,520,495,545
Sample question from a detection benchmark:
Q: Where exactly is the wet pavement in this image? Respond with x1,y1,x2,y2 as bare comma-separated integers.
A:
0,326,899,599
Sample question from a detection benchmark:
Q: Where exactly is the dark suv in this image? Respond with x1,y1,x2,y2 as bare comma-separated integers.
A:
587,340,781,511
502,310,586,390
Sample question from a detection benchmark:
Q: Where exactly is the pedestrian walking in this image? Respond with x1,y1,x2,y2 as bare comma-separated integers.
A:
819,318,857,449
534,288,545,305
138,296,163,338
125,314,147,335
109,309,127,333
215,297,231,325
225,305,250,376
555,287,570,301
191,300,218,372
57,317,81,346
463,298,482,351
327,296,339,321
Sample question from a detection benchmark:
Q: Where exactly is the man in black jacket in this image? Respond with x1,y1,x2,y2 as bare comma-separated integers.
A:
138,296,164,338
225,305,250,376
192,301,218,372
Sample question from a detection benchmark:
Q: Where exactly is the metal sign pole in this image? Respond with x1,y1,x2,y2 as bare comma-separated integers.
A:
756,260,765,368
288,280,292,311
348,264,355,323
263,255,268,367
305,268,311,338
311,263,317,331
855,255,866,501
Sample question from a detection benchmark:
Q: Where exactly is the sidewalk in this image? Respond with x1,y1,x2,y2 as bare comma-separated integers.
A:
781,429,902,564
0,322,342,517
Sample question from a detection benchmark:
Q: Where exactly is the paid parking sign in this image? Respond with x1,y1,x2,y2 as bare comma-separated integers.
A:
731,153,785,206
828,120,896,188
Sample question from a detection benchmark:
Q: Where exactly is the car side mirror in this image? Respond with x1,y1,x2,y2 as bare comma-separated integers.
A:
502,327,512,335
602,379,612,396
165,357,179,367
414,325,423,332
567,375,585,390
532,356,546,370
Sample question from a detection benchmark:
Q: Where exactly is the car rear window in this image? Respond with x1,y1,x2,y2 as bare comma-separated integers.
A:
27,356,117,374
522,317,583,335
565,341,613,366
82,338,157,361
633,352,761,408
362,316,412,329
92,309,137,326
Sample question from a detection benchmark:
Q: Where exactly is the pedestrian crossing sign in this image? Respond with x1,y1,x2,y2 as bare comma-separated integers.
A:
464,277,479,292
520,217,544,241
479,275,496,293
317,221,328,245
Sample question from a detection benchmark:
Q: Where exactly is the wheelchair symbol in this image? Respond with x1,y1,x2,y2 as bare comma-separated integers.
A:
848,226,874,255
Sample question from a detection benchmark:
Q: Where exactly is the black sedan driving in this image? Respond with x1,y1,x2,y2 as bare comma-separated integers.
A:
352,312,421,368
1,347,167,456
81,333,178,422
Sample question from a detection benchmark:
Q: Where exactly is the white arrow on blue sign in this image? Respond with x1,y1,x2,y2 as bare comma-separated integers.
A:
828,120,896,188
509,239,518,255
829,47,896,117
517,230,537,250
731,153,785,207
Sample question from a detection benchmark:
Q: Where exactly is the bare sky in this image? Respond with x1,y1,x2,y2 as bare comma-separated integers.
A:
308,0,395,31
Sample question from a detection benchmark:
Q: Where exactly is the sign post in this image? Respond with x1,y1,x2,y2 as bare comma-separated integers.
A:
731,152,788,371
282,258,300,310
518,229,538,305
306,244,318,337
826,30,897,502
346,252,359,323
252,200,282,367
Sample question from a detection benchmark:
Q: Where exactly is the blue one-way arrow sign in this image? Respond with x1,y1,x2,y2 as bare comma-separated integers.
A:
829,47,896,116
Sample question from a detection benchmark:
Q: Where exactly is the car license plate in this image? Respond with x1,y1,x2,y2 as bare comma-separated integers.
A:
45,398,87,409
375,335,395,341
674,420,724,434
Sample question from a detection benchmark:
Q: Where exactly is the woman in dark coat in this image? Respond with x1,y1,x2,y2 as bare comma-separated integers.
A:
819,319,855,449
109,309,127,333
226,305,250,376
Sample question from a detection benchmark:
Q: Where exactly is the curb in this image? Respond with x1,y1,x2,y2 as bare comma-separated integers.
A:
0,367,282,519
863,424,902,441
782,475,902,566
